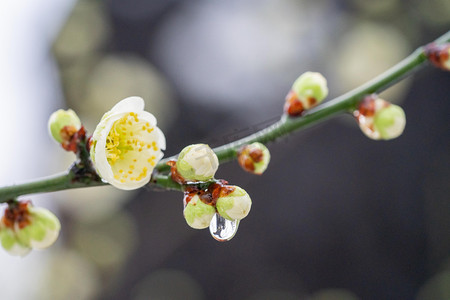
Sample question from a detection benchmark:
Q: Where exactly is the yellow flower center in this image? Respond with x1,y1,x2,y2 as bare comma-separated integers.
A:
105,112,159,183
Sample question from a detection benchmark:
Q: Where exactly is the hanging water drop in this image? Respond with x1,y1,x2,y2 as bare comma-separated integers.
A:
209,213,239,242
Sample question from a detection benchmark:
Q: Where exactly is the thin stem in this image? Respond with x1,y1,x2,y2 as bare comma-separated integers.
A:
0,30,449,201
156,30,450,172
0,172,106,203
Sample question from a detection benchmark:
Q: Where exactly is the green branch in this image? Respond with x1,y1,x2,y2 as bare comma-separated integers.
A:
156,30,450,172
0,171,106,203
0,30,449,203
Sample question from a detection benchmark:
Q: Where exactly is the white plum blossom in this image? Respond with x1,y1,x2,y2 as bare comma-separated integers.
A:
90,97,166,190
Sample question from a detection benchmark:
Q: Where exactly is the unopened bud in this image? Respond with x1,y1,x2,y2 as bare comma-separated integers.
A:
0,227,31,257
176,144,219,181
238,142,270,175
16,207,61,250
216,186,252,221
355,96,406,140
183,194,216,229
425,43,450,71
0,201,61,256
284,72,328,116
48,109,81,143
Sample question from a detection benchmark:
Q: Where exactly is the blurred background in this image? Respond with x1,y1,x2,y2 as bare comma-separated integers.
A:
0,0,449,299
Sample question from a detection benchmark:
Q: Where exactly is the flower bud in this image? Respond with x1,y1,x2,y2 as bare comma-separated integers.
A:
284,72,328,116
90,97,166,190
48,109,81,143
238,142,270,175
0,201,61,256
183,194,216,229
0,227,31,257
176,144,219,181
355,96,406,140
16,207,61,250
425,43,450,71
216,186,252,221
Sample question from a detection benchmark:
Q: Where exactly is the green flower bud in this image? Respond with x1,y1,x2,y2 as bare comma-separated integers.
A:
6,207,61,253
292,72,328,107
426,43,450,71
373,104,406,140
356,97,406,140
238,142,270,175
216,186,252,221
183,194,216,229
176,144,219,181
26,207,61,249
48,109,81,143
0,227,31,257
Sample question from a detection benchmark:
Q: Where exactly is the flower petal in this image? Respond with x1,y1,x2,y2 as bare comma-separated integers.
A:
91,97,166,190
110,96,145,114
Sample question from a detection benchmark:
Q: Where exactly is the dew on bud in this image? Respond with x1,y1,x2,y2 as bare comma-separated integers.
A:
215,186,252,221
209,213,240,242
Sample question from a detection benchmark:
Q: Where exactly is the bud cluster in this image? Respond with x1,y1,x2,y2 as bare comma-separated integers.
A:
0,201,61,256
169,144,252,238
183,181,252,230
354,95,406,140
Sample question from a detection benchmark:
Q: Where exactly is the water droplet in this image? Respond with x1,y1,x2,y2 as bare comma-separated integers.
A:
209,213,239,242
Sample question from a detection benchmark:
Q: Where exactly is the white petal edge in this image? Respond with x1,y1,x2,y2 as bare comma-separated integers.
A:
136,110,157,128
30,229,60,249
110,96,145,114
6,243,31,257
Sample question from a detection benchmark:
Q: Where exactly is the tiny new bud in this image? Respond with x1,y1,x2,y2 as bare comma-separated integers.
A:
284,72,328,116
425,43,450,71
176,144,219,181
355,97,406,140
216,186,252,221
90,97,166,190
373,104,406,140
48,109,81,143
238,142,270,175
183,194,216,229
